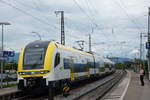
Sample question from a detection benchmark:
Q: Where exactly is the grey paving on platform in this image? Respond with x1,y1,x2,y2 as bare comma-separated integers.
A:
2,81,17,85
0,86,19,96
103,70,131,100
123,71,150,100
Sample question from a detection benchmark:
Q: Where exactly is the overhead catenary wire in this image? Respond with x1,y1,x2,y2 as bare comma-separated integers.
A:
82,0,123,41
0,0,59,30
73,0,112,41
31,0,42,11
11,0,61,37
13,0,102,42
86,0,98,15
12,0,101,42
81,0,114,37
83,0,97,25
84,0,100,25
72,0,97,26
13,0,38,10
65,20,86,39
114,0,143,32
119,0,144,30
81,1,115,40
114,0,147,51
13,0,50,18
84,0,94,16
72,0,100,31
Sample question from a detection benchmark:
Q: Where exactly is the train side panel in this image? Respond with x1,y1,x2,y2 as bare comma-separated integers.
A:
17,41,115,90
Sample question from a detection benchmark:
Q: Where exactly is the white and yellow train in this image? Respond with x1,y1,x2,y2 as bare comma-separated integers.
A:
17,41,115,91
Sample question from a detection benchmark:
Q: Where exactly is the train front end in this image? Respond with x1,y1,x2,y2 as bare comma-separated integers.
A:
17,41,55,90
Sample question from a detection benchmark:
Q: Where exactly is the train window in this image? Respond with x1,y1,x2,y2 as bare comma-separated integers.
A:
23,48,45,70
54,53,60,67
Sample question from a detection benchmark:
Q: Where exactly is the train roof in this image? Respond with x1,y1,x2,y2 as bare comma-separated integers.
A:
26,40,94,56
25,40,51,49
54,41,93,56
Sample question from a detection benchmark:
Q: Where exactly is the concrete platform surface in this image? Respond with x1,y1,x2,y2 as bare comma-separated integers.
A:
123,71,150,100
103,70,131,100
0,86,19,96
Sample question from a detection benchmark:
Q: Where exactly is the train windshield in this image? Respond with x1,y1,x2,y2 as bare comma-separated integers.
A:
23,48,45,70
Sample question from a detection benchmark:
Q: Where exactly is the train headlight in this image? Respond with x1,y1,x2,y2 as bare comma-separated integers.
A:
18,72,26,75
18,71,49,75
40,71,49,74
40,71,44,74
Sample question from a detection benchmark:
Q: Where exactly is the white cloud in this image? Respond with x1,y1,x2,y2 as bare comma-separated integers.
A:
0,0,149,58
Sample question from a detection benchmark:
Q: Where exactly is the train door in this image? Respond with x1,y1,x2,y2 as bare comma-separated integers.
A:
54,52,60,68
92,55,96,74
69,56,75,80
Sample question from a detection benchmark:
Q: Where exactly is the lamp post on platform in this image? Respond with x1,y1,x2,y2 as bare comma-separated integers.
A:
0,22,11,88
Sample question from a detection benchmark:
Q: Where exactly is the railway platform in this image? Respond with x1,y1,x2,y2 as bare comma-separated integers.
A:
123,70,150,100
103,70,150,100
0,86,18,96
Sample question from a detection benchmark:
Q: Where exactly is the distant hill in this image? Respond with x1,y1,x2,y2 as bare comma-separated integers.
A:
109,57,133,63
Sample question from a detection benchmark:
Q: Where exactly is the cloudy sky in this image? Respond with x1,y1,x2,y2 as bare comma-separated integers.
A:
0,0,149,58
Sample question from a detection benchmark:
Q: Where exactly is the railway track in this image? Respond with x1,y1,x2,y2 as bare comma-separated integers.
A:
55,70,126,100
76,71,125,100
